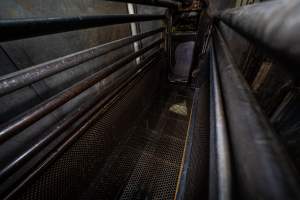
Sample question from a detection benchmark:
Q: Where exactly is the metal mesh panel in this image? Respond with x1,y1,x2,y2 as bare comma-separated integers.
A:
11,57,164,200
116,84,194,200
185,84,209,199
120,153,181,200
11,56,198,200
175,82,210,200
79,83,194,200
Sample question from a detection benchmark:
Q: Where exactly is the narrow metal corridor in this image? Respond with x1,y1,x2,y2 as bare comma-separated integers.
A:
80,84,194,199
1,1,300,200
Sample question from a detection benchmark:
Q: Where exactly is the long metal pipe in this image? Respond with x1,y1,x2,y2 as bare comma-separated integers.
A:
0,49,163,195
216,0,300,75
104,0,180,8
0,14,165,42
0,27,164,96
213,28,300,199
0,38,163,143
3,49,163,200
210,43,231,200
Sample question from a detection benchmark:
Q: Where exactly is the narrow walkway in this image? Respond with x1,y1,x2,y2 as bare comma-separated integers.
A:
81,84,194,199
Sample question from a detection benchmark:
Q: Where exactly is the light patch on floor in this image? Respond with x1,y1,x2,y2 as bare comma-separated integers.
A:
169,101,188,116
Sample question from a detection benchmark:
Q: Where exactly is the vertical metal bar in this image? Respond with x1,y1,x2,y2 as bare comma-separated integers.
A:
166,10,173,70
127,3,141,64
239,0,244,7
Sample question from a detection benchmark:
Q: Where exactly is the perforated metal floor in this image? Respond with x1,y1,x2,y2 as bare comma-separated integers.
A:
81,84,194,200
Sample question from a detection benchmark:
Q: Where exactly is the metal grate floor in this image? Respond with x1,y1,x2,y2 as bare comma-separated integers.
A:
81,84,194,200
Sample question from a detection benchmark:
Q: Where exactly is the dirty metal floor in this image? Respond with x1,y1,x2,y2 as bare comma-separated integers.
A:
80,84,194,199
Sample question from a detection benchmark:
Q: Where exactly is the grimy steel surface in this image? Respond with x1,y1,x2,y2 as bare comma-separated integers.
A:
1,51,164,199
5,54,194,200
175,83,209,200
0,39,163,143
0,1,133,127
209,45,231,200
213,28,300,200
0,28,164,96
88,83,194,199
0,14,165,42
0,49,163,195
217,0,300,76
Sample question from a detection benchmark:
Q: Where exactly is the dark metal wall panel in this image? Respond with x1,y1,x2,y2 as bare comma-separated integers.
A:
136,6,166,56
271,89,300,170
0,48,42,121
0,1,131,65
251,60,293,117
0,5,138,180
170,39,195,82
8,54,166,200
0,3,144,197
0,0,133,122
